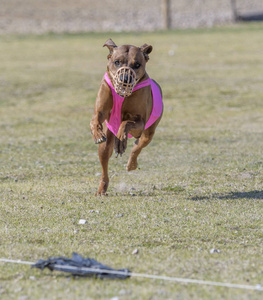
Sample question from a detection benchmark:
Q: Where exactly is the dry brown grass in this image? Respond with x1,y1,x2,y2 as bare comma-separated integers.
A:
0,24,263,299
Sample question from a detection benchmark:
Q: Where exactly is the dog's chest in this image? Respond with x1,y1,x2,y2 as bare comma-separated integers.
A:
120,89,152,119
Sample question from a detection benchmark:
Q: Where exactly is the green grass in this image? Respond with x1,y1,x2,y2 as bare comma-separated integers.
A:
0,24,263,299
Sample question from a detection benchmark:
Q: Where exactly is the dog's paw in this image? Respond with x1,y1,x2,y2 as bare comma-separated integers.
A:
92,130,107,144
96,181,109,196
126,160,138,171
90,121,107,144
114,136,127,156
94,134,107,144
95,191,108,196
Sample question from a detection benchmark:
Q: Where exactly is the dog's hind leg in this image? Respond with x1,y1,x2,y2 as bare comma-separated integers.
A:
126,125,156,171
127,114,162,171
126,131,153,171
96,128,115,196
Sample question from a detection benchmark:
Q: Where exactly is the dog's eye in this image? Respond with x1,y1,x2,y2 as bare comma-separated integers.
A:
114,60,121,67
134,62,141,69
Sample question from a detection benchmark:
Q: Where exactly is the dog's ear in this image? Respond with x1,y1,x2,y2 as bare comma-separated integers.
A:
103,39,117,59
140,44,153,62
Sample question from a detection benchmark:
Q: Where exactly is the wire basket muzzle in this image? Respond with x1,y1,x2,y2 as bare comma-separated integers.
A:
111,67,137,97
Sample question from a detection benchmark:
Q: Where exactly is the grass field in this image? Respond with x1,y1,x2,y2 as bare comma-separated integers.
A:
0,24,263,299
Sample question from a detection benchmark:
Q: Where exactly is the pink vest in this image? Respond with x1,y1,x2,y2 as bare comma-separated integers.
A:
104,72,163,138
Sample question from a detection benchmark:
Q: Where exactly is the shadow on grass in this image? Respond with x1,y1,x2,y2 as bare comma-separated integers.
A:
191,190,263,201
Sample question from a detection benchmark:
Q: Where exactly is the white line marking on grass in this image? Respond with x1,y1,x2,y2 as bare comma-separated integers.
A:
0,258,262,291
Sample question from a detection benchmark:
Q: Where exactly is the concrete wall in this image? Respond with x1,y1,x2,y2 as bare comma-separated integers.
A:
0,0,262,34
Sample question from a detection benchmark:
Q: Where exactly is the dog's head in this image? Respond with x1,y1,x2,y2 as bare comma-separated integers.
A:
103,38,152,97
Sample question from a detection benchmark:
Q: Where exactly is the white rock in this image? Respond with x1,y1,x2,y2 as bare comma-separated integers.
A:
116,214,123,218
132,249,139,255
210,248,221,254
78,219,87,225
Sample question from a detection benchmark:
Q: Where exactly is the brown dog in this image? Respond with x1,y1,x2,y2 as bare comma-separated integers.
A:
90,39,163,195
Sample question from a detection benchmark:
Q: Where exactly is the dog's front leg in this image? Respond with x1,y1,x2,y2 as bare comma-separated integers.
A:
90,112,107,144
90,80,113,144
115,117,144,156
96,128,115,196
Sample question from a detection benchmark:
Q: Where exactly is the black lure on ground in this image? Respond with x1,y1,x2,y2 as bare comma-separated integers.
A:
32,252,130,279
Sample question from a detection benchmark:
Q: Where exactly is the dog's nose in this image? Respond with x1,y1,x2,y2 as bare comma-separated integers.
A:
120,73,132,84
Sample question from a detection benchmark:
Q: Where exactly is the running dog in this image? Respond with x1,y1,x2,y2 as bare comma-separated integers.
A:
90,39,163,195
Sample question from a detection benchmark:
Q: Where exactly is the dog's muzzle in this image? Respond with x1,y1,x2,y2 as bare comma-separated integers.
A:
111,67,138,97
